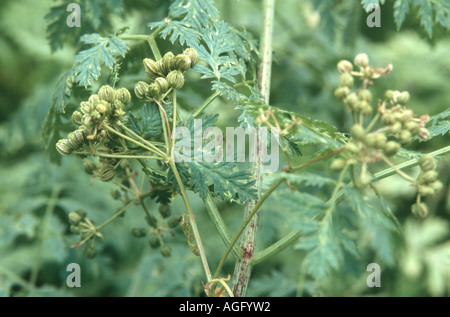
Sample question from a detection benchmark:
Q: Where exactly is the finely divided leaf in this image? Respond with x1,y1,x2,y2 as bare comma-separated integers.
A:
189,161,257,203
427,107,450,138
126,103,163,139
73,34,128,88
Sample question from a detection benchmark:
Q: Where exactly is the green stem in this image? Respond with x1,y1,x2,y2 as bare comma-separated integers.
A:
203,193,242,259
250,230,302,265
170,90,178,155
193,91,221,118
168,161,212,282
147,25,165,60
216,177,284,280
371,145,450,183
103,124,165,158
29,186,61,287
116,122,167,158
365,112,380,133
232,0,276,297
96,199,137,231
118,35,149,41
380,154,416,183
73,151,162,160
288,146,345,172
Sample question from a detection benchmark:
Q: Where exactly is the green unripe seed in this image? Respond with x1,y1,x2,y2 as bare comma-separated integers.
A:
374,133,387,149
72,111,83,125
56,139,73,156
88,94,100,104
418,155,437,171
330,158,347,170
98,85,116,103
384,141,400,156
134,81,149,99
100,165,115,182
145,214,158,228
354,53,369,68
361,103,373,116
132,228,147,238
396,91,410,105
95,102,108,114
70,225,80,234
158,204,171,218
110,189,121,200
175,54,191,73
80,101,91,114
167,216,180,228
381,113,396,126
69,211,83,225
404,121,421,135
411,202,428,218
166,70,185,89
384,90,395,100
154,77,169,93
358,89,372,102
147,83,161,98
84,245,97,259
398,130,412,144
160,52,175,75
399,109,413,123
421,170,438,183
68,129,86,149
183,48,199,67
389,122,402,135
149,236,161,249
345,93,358,108
143,58,160,78
339,73,354,88
337,60,353,73
334,87,350,100
364,134,377,148
351,124,366,141
345,141,361,154
160,245,172,258
418,185,435,197
83,159,96,175
431,180,443,193
115,88,131,105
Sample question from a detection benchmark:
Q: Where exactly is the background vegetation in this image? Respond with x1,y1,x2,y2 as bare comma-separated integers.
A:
0,0,449,297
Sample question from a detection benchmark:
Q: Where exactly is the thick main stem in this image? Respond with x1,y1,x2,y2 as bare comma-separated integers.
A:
231,0,275,297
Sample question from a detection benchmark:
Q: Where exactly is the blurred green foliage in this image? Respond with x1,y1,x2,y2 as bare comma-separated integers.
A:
0,0,449,297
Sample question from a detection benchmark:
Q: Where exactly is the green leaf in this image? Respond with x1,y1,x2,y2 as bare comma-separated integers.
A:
125,103,163,139
393,0,411,30
343,185,399,265
189,161,257,203
73,34,128,88
427,107,450,138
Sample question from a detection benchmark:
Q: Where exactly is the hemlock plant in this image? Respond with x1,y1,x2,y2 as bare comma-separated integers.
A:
18,0,448,297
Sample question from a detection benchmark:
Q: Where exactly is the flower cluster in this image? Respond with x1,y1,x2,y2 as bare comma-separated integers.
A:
134,48,199,100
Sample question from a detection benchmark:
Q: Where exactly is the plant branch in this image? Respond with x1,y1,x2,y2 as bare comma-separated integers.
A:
286,146,345,172
232,0,276,297
251,230,302,265
203,192,242,259
168,160,212,282
216,177,284,279
193,90,221,118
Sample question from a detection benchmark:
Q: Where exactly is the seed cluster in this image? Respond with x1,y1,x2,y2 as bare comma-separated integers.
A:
135,48,199,100
131,204,179,258
330,54,441,217
56,85,131,157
